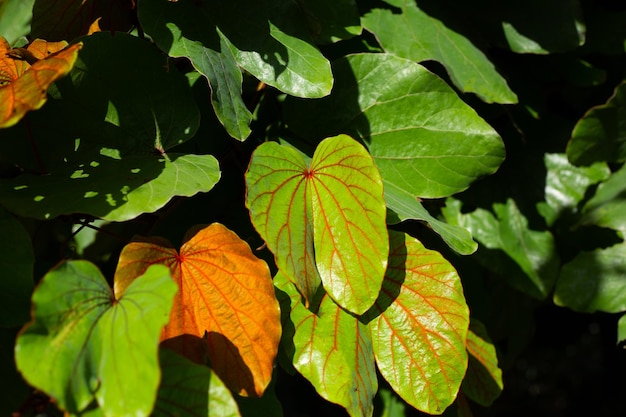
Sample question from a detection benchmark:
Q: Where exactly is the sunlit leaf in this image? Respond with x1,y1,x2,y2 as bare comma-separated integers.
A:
364,231,469,414
0,0,34,45
246,135,388,314
114,223,281,397
0,37,82,128
276,273,377,417
579,163,626,232
462,320,503,407
15,261,176,416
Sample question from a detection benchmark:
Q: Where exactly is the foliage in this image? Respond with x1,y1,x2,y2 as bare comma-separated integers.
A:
0,1,625,416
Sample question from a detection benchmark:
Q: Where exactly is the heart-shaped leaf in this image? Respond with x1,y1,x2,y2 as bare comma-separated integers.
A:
276,272,377,417
462,320,503,407
246,134,388,315
15,261,177,417
0,36,82,128
114,223,281,397
364,231,469,415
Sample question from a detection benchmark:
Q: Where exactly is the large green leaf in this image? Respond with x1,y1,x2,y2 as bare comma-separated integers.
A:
554,242,626,313
0,0,34,45
0,207,33,326
246,135,388,314
579,163,626,232
276,273,377,417
15,261,177,416
361,0,517,104
567,82,626,165
284,53,505,199
0,33,220,221
364,231,469,415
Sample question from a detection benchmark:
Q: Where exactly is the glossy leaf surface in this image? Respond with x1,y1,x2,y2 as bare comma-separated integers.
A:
365,231,469,414
361,0,517,104
115,223,281,397
0,37,82,128
276,273,377,417
15,261,176,416
580,163,626,232
284,53,505,199
246,135,388,314
462,320,503,406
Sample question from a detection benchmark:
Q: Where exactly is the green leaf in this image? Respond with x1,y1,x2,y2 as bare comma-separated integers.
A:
554,242,626,313
0,33,220,222
296,0,361,43
462,320,503,407
0,207,33,326
154,349,241,417
385,184,477,255
364,231,469,415
284,53,505,199
567,82,626,165
618,314,626,345
459,199,559,299
579,163,626,232
15,261,177,416
246,135,388,314
361,0,517,104
0,0,34,45
276,273,377,417
377,389,406,417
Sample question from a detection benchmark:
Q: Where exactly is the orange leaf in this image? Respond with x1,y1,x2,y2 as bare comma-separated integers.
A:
0,37,82,128
114,223,281,397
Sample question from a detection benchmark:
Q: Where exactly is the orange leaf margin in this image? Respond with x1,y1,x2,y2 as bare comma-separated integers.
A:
114,223,281,397
0,37,82,128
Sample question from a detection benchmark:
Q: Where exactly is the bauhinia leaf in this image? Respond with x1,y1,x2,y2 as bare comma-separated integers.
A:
15,261,177,417
114,223,281,397
462,320,503,407
0,36,82,128
364,231,469,414
276,272,378,417
246,134,388,315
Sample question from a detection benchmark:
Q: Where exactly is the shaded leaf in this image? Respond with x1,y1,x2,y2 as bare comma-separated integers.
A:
0,327,30,416
567,82,626,165
364,231,469,414
246,135,388,314
554,242,626,313
361,0,517,104
377,389,406,417
0,37,82,128
618,314,626,345
296,0,361,43
0,207,33,326
579,163,626,232
115,223,281,397
276,272,377,417
15,261,176,416
462,320,503,406
154,348,241,417
284,53,505,199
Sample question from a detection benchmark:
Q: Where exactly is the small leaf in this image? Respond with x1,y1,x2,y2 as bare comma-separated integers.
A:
361,0,517,104
15,261,177,416
246,135,388,314
462,320,503,407
554,242,626,313
0,37,82,128
567,81,626,165
276,273,377,417
115,223,281,397
364,231,469,415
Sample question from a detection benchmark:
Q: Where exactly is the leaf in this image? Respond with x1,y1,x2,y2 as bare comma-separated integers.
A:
296,0,361,44
284,53,505,199
618,314,626,345
458,199,559,299
30,0,135,41
377,389,406,417
361,0,517,104
0,37,82,128
461,320,503,407
567,81,626,165
385,183,477,255
0,33,220,222
0,0,34,45
276,272,377,417
579,163,626,232
114,223,281,397
554,242,626,313
0,207,33,326
364,231,469,415
246,135,388,315
15,261,177,416
154,349,241,417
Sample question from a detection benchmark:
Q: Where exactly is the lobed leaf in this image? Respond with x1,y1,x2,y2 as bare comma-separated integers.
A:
15,261,177,416
462,320,503,407
365,231,469,415
115,223,281,397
